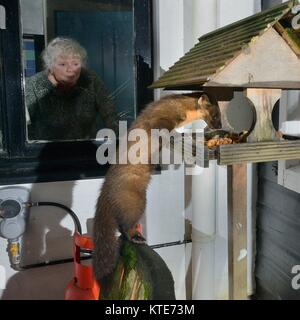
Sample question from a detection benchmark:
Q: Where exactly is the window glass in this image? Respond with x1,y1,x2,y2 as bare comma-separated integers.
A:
20,0,134,142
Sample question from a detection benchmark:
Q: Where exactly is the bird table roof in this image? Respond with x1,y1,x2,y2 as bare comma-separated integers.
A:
150,0,300,90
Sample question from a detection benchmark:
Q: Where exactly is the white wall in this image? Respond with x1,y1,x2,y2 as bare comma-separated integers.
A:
0,179,103,299
217,0,261,27
0,168,187,299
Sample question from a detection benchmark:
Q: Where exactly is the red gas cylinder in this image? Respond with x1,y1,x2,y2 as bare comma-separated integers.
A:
65,223,143,300
65,232,100,300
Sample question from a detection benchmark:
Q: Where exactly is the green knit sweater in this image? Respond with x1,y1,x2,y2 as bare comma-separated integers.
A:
26,69,118,141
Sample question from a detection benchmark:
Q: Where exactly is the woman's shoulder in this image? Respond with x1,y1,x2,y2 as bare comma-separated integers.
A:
26,71,52,90
26,70,48,83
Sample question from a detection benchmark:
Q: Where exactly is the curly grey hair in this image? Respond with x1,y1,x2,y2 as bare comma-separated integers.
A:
42,37,87,70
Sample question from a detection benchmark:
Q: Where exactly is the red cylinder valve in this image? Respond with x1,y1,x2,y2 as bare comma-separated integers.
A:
65,232,100,300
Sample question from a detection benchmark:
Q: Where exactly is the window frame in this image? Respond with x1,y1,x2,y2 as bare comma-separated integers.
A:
0,0,153,185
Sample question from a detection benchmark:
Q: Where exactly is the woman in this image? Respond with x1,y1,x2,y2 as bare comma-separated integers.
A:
26,37,118,141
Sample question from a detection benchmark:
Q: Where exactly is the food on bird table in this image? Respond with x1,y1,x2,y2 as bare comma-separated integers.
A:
206,137,233,148
205,130,248,149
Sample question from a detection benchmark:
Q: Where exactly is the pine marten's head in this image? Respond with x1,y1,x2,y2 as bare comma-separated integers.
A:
197,93,222,129
180,93,222,129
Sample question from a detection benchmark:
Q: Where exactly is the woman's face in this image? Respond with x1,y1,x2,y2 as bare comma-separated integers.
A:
51,55,82,86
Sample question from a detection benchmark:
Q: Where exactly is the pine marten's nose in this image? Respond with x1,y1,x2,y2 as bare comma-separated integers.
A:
213,119,222,129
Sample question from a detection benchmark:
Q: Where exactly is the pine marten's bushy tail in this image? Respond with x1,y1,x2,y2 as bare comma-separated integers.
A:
92,197,120,282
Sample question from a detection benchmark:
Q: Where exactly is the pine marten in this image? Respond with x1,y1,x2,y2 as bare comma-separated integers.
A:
93,93,222,283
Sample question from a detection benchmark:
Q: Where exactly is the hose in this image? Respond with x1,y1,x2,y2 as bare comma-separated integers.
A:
27,201,82,235
8,201,83,271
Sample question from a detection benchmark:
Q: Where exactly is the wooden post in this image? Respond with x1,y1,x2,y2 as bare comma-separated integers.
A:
227,164,248,300
246,88,282,142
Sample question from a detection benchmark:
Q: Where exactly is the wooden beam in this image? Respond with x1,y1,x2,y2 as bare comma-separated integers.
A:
218,140,300,165
227,164,248,300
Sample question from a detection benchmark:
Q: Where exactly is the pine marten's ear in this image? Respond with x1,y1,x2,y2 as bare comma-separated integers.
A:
197,94,211,109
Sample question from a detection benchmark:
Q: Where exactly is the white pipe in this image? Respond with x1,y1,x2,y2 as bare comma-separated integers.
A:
191,120,217,300
192,0,218,39
190,0,218,300
192,164,216,237
192,163,217,300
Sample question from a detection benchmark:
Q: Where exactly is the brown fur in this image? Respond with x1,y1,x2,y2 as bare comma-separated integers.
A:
92,93,221,282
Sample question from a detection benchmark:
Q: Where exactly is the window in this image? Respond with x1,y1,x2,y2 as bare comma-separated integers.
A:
0,0,153,184
21,0,137,142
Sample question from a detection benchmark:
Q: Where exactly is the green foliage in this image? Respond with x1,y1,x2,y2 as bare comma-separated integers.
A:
100,239,175,300
121,241,138,271
100,240,152,300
